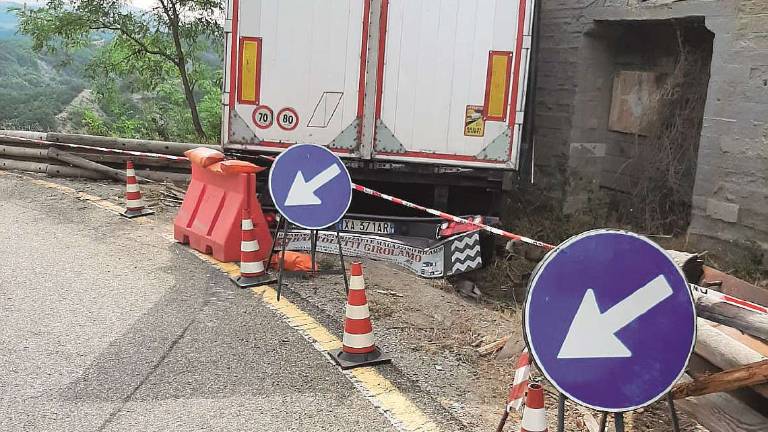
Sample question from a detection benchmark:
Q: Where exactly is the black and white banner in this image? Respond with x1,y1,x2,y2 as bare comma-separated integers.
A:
276,230,483,278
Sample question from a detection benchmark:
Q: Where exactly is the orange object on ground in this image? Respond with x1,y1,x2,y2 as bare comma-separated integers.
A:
174,148,271,262
270,251,314,272
329,262,391,370
184,147,225,168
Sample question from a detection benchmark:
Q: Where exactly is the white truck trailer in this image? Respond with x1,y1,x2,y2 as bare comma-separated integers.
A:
222,0,538,212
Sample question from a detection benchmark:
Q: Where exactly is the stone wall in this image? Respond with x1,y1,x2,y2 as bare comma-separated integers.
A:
688,0,768,265
531,0,768,264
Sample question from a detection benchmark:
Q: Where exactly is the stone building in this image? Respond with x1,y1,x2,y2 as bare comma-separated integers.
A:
532,0,768,265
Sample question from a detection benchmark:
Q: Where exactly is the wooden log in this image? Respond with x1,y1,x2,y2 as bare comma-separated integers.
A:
477,336,510,356
47,132,219,156
676,374,768,432
67,150,189,169
0,130,47,140
0,141,188,169
134,169,189,184
0,144,49,160
695,319,768,399
694,292,768,341
0,158,48,173
672,360,768,399
48,147,126,182
45,164,107,180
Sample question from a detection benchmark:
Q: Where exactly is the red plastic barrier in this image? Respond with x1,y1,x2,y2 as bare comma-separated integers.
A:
174,150,272,263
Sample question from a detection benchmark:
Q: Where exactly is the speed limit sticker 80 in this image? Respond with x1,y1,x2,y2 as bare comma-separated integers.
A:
252,106,274,129
277,107,299,131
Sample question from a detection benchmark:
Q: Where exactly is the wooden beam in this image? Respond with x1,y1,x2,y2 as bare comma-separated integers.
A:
694,292,768,341
47,132,219,156
695,319,768,399
676,374,768,432
476,336,510,356
672,360,768,399
48,147,127,182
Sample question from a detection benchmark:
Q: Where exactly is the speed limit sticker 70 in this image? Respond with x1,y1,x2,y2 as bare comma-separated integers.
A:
252,106,274,129
277,107,299,131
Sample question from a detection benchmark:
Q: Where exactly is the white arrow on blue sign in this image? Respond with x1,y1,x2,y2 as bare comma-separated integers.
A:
524,230,696,412
268,144,352,230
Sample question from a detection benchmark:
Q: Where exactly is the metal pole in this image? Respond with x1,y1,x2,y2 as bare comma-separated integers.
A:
667,393,681,432
495,410,510,432
276,222,289,301
598,413,607,432
334,224,349,294
310,229,318,276
266,215,282,271
557,393,565,432
614,413,625,432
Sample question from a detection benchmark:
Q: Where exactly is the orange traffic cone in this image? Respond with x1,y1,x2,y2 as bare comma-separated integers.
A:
519,383,548,432
122,160,154,218
231,208,276,288
330,262,391,369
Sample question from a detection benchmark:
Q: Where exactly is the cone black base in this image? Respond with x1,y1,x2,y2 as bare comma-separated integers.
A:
230,273,278,288
121,208,155,219
329,347,391,370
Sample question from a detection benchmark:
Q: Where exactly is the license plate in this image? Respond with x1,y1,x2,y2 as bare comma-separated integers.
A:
342,219,396,235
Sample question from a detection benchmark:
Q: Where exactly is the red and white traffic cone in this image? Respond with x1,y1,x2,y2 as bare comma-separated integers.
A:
519,383,548,432
330,262,391,369
121,160,154,218
231,208,276,288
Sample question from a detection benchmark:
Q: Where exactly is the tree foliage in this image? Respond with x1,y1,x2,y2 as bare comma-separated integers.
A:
16,0,224,140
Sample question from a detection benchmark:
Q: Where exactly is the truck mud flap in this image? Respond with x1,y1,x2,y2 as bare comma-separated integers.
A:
276,230,484,278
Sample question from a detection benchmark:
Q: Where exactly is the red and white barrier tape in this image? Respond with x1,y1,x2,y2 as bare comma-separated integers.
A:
0,134,189,162
352,184,555,250
691,284,768,315
506,348,532,412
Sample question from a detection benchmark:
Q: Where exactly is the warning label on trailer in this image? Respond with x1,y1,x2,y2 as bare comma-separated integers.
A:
464,105,485,137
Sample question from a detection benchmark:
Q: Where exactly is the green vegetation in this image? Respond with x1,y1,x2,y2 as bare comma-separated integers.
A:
0,36,91,131
0,1,225,143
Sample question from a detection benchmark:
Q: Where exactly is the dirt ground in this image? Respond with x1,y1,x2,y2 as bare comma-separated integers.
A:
19,174,712,432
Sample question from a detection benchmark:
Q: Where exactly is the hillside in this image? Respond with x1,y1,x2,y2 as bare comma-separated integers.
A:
0,2,95,131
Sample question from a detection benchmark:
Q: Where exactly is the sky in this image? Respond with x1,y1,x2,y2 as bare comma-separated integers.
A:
129,0,155,9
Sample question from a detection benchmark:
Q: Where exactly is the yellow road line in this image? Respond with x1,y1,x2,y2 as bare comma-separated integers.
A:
193,251,441,432
18,172,442,431
13,174,153,224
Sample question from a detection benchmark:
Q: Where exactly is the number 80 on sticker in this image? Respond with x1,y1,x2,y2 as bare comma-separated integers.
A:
277,107,299,131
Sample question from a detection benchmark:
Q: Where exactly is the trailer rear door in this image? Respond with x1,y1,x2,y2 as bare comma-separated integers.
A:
372,0,535,169
224,0,367,153
223,0,536,171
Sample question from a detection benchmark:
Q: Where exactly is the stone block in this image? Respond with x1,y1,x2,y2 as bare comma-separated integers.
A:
706,198,740,223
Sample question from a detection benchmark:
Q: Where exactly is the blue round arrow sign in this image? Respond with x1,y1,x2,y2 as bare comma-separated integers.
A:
524,230,696,412
268,144,352,230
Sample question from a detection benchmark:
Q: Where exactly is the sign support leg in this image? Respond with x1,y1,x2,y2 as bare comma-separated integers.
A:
267,215,282,271
494,410,509,432
598,413,607,432
276,222,290,301
334,224,349,294
667,393,681,432
614,413,624,432
310,229,318,276
557,393,566,432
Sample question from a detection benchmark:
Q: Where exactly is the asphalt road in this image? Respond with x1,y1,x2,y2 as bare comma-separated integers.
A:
0,173,396,431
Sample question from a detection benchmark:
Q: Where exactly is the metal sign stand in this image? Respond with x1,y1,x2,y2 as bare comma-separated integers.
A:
553,391,681,432
269,217,349,301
